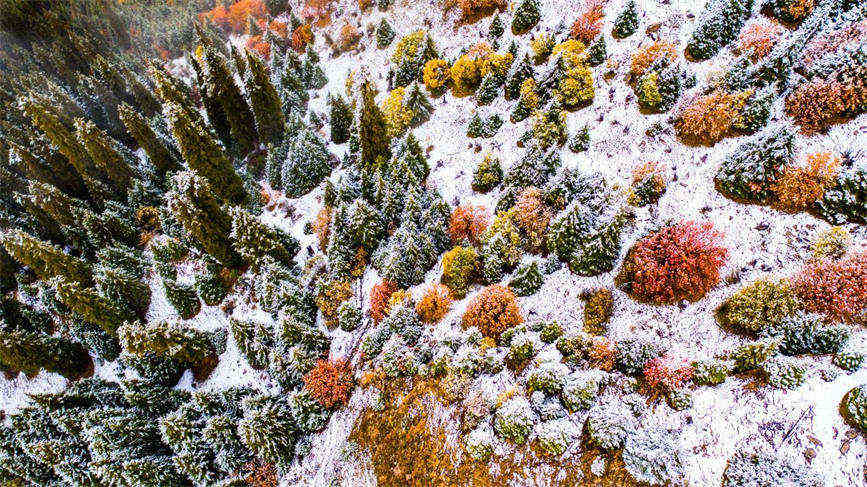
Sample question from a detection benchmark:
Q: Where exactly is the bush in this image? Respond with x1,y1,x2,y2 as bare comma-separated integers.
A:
675,90,750,145
303,358,354,410
472,155,503,193
643,355,694,393
616,338,663,376
449,205,489,246
692,359,729,385
722,449,822,487
791,252,866,324
628,161,668,206
764,312,850,355
773,152,840,211
376,18,396,49
618,221,727,304
731,339,779,373
766,0,814,24
315,279,352,328
685,0,753,60
381,87,413,138
785,73,867,135
813,165,866,225
462,285,523,342
511,78,540,122
422,59,451,95
763,356,806,389
715,125,795,203
478,209,523,282
571,0,604,44
582,288,613,334
494,396,537,444
546,192,628,276
834,348,864,372
526,361,569,394
370,280,398,324
441,246,479,299
511,0,540,35
465,427,494,461
622,428,685,485
456,0,506,19
612,0,639,38
737,19,782,61
416,285,453,323
718,279,800,335
535,419,579,456
842,384,867,432
586,405,631,450
810,226,851,260
630,42,678,80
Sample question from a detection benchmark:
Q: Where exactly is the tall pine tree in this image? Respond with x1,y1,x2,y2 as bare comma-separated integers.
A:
244,50,285,145
118,103,181,176
329,93,353,144
202,48,258,157
359,82,391,170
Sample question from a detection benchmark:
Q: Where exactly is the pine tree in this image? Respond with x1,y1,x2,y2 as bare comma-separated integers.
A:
229,206,299,268
9,141,88,200
467,113,485,138
489,14,505,39
202,48,259,157
329,93,354,144
28,181,81,227
613,0,639,39
245,50,286,145
0,329,91,380
95,265,151,319
164,102,247,205
75,119,136,195
505,54,534,100
405,83,433,127
359,82,391,170
55,278,134,335
0,229,92,285
0,246,17,293
587,36,607,66
232,44,248,77
163,279,202,320
512,0,541,35
376,19,396,49
167,171,244,268
118,103,181,176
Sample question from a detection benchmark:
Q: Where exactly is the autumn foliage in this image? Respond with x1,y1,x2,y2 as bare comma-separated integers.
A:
292,24,314,52
244,461,279,487
201,0,269,34
449,205,489,246
629,41,677,80
303,358,354,410
773,152,840,211
370,279,398,323
785,72,867,135
737,19,782,61
643,355,694,393
791,251,867,324
456,0,507,19
462,285,523,341
571,0,605,44
619,221,728,304
416,284,453,323
675,90,750,145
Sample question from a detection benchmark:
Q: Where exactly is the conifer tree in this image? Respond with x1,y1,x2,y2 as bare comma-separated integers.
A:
55,278,135,336
245,50,286,145
0,329,91,380
489,14,505,39
9,141,88,199
587,36,607,66
329,93,354,144
164,102,247,205
118,103,181,176
376,19,396,49
405,83,433,127
0,229,92,285
512,0,541,35
505,54,534,100
613,0,639,38
0,246,19,293
75,119,135,195
359,82,391,170
203,48,258,157
229,206,299,268
28,181,80,227
167,171,244,268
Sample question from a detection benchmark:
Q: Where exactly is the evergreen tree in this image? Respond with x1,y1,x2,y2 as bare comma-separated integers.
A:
505,54,534,100
376,19,396,49
405,83,433,127
9,139,88,200
202,48,258,157
163,279,202,320
613,0,639,39
467,113,485,138
55,278,135,336
489,14,505,39
279,127,334,197
95,265,151,319
512,0,541,35
587,36,607,66
118,103,181,176
164,102,247,205
329,93,354,144
245,50,286,145
359,82,391,170
229,206,299,268
167,171,244,268
0,329,91,380
0,229,92,285
75,119,136,195
0,246,17,293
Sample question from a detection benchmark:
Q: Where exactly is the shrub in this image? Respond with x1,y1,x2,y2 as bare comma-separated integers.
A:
612,0,639,39
416,284,453,323
586,405,631,450
462,285,522,341
618,221,727,304
773,152,840,211
370,280,398,324
737,19,782,61
494,396,537,444
479,209,523,282
622,428,686,484
811,226,851,260
449,205,490,246
685,0,753,61
472,154,503,193
791,252,866,324
303,358,354,410
423,59,451,95
512,187,552,253
763,356,805,389
766,0,814,24
535,419,579,456
842,384,867,432
675,90,750,145
629,41,678,80
456,0,506,19
628,161,667,206
834,348,864,372
511,78,540,122
643,355,694,393
547,191,627,276
583,288,613,334
722,450,822,487
731,338,779,373
571,0,605,44
715,125,795,203
315,279,352,328
313,206,332,253
441,246,479,299
691,359,729,385
556,65,595,109
202,0,269,33
337,301,362,332
813,165,867,225
511,0,540,35
376,18,396,49
718,279,799,335
764,312,850,355
785,73,867,135
450,43,495,97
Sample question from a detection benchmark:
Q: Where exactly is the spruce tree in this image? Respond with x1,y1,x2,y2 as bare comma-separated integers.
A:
229,206,299,268
28,181,81,227
505,54,534,100
329,93,354,144
0,229,92,285
587,36,607,66
405,82,433,127
10,139,88,200
489,14,505,40
55,278,135,336
164,102,247,205
163,279,202,320
0,246,17,293
245,50,286,145
613,0,639,39
232,44,248,77
359,82,391,170
118,103,181,176
167,171,244,268
0,329,91,380
202,48,258,157
512,0,541,35
376,19,396,49
75,119,136,195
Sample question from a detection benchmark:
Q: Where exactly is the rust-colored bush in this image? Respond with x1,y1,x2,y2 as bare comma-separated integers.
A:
791,251,867,324
456,0,506,19
512,187,551,253
619,221,728,304
245,34,271,60
629,41,677,80
588,336,616,371
416,284,453,323
462,285,523,341
570,0,605,44
675,90,750,145
643,355,693,393
338,23,361,52
800,20,867,68
313,206,332,253
449,205,490,247
785,72,866,134
370,279,398,323
773,152,840,211
244,461,278,487
737,19,782,61
201,0,269,33
291,24,314,52
303,358,354,409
